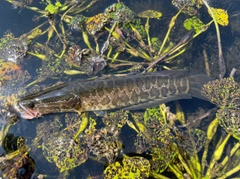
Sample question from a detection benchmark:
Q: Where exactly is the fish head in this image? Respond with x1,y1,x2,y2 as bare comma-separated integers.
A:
14,92,82,120
14,99,42,119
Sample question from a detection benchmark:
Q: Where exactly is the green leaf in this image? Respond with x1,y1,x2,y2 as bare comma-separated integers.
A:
45,4,58,14
183,16,205,34
55,1,62,7
208,7,229,26
138,10,162,19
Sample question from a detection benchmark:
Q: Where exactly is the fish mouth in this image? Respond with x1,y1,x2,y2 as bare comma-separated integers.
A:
15,103,42,120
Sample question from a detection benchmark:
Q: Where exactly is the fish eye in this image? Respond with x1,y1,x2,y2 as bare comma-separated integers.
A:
25,101,35,108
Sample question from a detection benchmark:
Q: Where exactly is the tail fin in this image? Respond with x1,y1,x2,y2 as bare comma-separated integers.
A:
188,74,211,100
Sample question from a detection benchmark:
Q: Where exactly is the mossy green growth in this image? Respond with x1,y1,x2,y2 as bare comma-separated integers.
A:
104,156,150,178
208,7,229,26
217,109,240,141
202,77,240,140
151,37,161,52
183,16,205,34
150,146,176,173
0,33,14,49
42,132,89,173
144,106,163,124
104,2,135,23
40,115,90,173
138,10,162,19
69,14,88,31
45,2,62,14
172,0,203,16
201,77,240,108
124,18,146,39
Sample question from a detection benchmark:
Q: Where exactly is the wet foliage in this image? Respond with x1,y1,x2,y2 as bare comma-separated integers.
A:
0,133,36,179
0,0,239,178
202,77,240,140
202,77,240,108
104,156,150,178
172,0,203,16
0,32,28,63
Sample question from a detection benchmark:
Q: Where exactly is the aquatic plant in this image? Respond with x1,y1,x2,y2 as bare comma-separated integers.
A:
83,127,122,164
183,16,206,34
0,133,35,179
217,108,240,140
172,0,203,16
201,77,240,108
104,156,150,179
202,77,240,140
4,0,228,80
0,32,28,63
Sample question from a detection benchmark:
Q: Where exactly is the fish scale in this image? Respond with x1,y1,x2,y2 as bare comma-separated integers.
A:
15,70,211,119
78,72,195,111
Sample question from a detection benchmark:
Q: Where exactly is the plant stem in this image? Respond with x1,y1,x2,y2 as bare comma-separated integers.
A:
150,171,171,179
177,152,193,178
201,117,219,175
145,17,151,49
157,9,182,56
202,0,226,78
219,141,240,169
168,164,185,179
206,134,231,177
217,164,240,179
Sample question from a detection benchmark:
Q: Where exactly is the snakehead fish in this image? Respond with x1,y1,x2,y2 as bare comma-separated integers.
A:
14,70,211,119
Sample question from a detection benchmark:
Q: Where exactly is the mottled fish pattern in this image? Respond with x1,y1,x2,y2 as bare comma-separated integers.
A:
15,70,211,119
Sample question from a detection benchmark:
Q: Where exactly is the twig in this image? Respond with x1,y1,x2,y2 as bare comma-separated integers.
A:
180,107,218,128
203,49,211,76
230,68,237,78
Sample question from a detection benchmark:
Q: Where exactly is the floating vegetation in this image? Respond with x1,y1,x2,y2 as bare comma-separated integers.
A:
0,32,28,63
202,77,240,140
217,108,240,140
42,132,89,173
201,77,240,108
208,7,229,26
183,16,205,34
85,13,109,35
172,0,203,16
76,51,107,75
83,127,121,164
0,133,35,179
104,156,151,178
104,2,136,24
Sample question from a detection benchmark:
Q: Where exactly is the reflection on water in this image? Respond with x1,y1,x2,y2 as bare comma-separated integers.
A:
0,0,240,178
